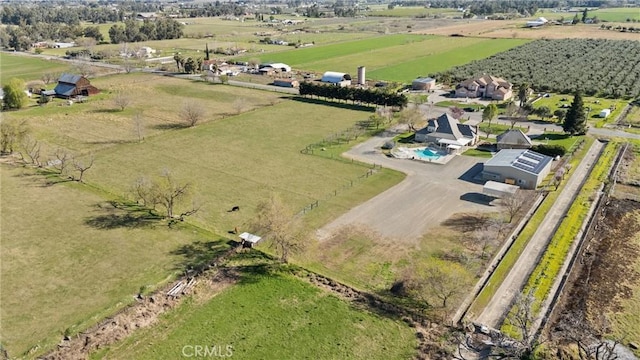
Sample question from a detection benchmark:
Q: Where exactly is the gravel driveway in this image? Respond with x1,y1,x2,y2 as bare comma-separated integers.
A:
317,130,498,242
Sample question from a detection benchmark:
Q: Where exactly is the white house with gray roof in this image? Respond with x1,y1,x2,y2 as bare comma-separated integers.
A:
414,113,478,152
482,149,553,189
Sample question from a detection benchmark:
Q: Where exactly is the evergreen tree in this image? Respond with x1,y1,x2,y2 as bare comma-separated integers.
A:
205,43,210,61
582,8,588,23
563,91,587,135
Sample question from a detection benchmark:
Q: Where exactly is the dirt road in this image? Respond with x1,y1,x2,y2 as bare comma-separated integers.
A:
317,129,496,242
475,139,605,328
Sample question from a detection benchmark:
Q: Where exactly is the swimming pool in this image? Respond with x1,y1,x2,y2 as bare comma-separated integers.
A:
413,147,441,161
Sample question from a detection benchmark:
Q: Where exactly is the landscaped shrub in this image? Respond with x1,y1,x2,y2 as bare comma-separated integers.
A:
531,144,566,157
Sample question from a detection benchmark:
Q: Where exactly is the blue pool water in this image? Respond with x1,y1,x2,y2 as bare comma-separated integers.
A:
413,148,441,160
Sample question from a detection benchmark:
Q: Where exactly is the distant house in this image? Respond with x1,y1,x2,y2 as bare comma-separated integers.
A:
526,17,548,27
414,113,478,152
136,12,157,21
273,79,299,88
321,71,352,87
138,46,156,58
599,109,611,118
412,77,436,91
496,129,532,150
259,63,291,72
53,73,99,99
455,75,513,101
482,149,553,189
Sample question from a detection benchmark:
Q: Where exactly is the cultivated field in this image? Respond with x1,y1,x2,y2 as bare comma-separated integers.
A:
591,7,640,22
248,34,527,82
441,39,640,98
92,268,417,359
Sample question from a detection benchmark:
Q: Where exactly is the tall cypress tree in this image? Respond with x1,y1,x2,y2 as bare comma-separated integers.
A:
205,43,210,61
563,91,587,135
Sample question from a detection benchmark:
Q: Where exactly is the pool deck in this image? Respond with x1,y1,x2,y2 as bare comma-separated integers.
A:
392,146,456,165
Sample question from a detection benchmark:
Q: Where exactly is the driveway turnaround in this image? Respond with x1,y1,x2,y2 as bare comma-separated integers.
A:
317,130,497,242
474,139,605,328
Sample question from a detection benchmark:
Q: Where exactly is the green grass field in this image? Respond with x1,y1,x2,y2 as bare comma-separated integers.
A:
0,52,74,82
0,164,229,358
1,73,407,357
91,267,416,359
249,35,528,82
533,94,628,127
591,7,640,22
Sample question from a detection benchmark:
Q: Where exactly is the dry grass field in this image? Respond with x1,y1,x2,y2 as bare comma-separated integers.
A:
419,20,640,40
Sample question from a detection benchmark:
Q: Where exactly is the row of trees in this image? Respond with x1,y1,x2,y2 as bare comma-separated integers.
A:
0,23,105,51
0,3,159,25
299,82,408,108
108,18,183,44
436,39,640,99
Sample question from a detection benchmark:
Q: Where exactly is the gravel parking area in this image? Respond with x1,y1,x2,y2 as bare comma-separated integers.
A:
317,130,498,242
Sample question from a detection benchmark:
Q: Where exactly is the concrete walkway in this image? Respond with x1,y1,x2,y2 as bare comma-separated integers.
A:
475,139,605,328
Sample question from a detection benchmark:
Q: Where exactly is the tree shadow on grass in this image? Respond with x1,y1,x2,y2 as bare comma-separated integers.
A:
152,123,191,130
530,133,570,141
90,108,122,114
84,200,163,230
442,213,493,233
170,239,234,274
290,96,375,112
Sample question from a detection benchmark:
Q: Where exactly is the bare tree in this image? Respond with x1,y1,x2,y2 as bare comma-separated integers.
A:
20,135,42,166
1,120,29,155
53,149,72,176
505,290,538,347
232,98,245,114
474,217,505,259
132,113,145,142
250,194,308,263
132,176,159,209
41,72,58,85
424,263,470,310
397,105,423,131
132,171,197,220
74,61,94,78
113,91,131,111
554,168,565,190
500,190,527,223
180,101,206,127
72,154,94,182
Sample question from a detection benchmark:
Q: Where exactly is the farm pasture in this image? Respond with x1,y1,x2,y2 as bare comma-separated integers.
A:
0,52,74,82
91,268,417,359
533,94,628,126
0,164,227,358
2,72,408,357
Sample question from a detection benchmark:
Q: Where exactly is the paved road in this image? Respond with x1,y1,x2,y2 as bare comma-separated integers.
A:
317,129,496,242
475,139,605,328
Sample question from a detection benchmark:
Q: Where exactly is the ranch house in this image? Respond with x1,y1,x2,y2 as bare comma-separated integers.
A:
455,75,513,101
414,113,478,152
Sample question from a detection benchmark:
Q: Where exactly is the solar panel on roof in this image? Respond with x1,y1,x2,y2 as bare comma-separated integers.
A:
526,152,544,161
513,162,533,171
518,159,538,167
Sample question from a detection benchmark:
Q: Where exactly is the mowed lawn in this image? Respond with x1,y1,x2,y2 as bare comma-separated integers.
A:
0,164,229,358
253,35,528,82
91,270,417,360
0,52,73,82
82,97,404,235
591,7,640,22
